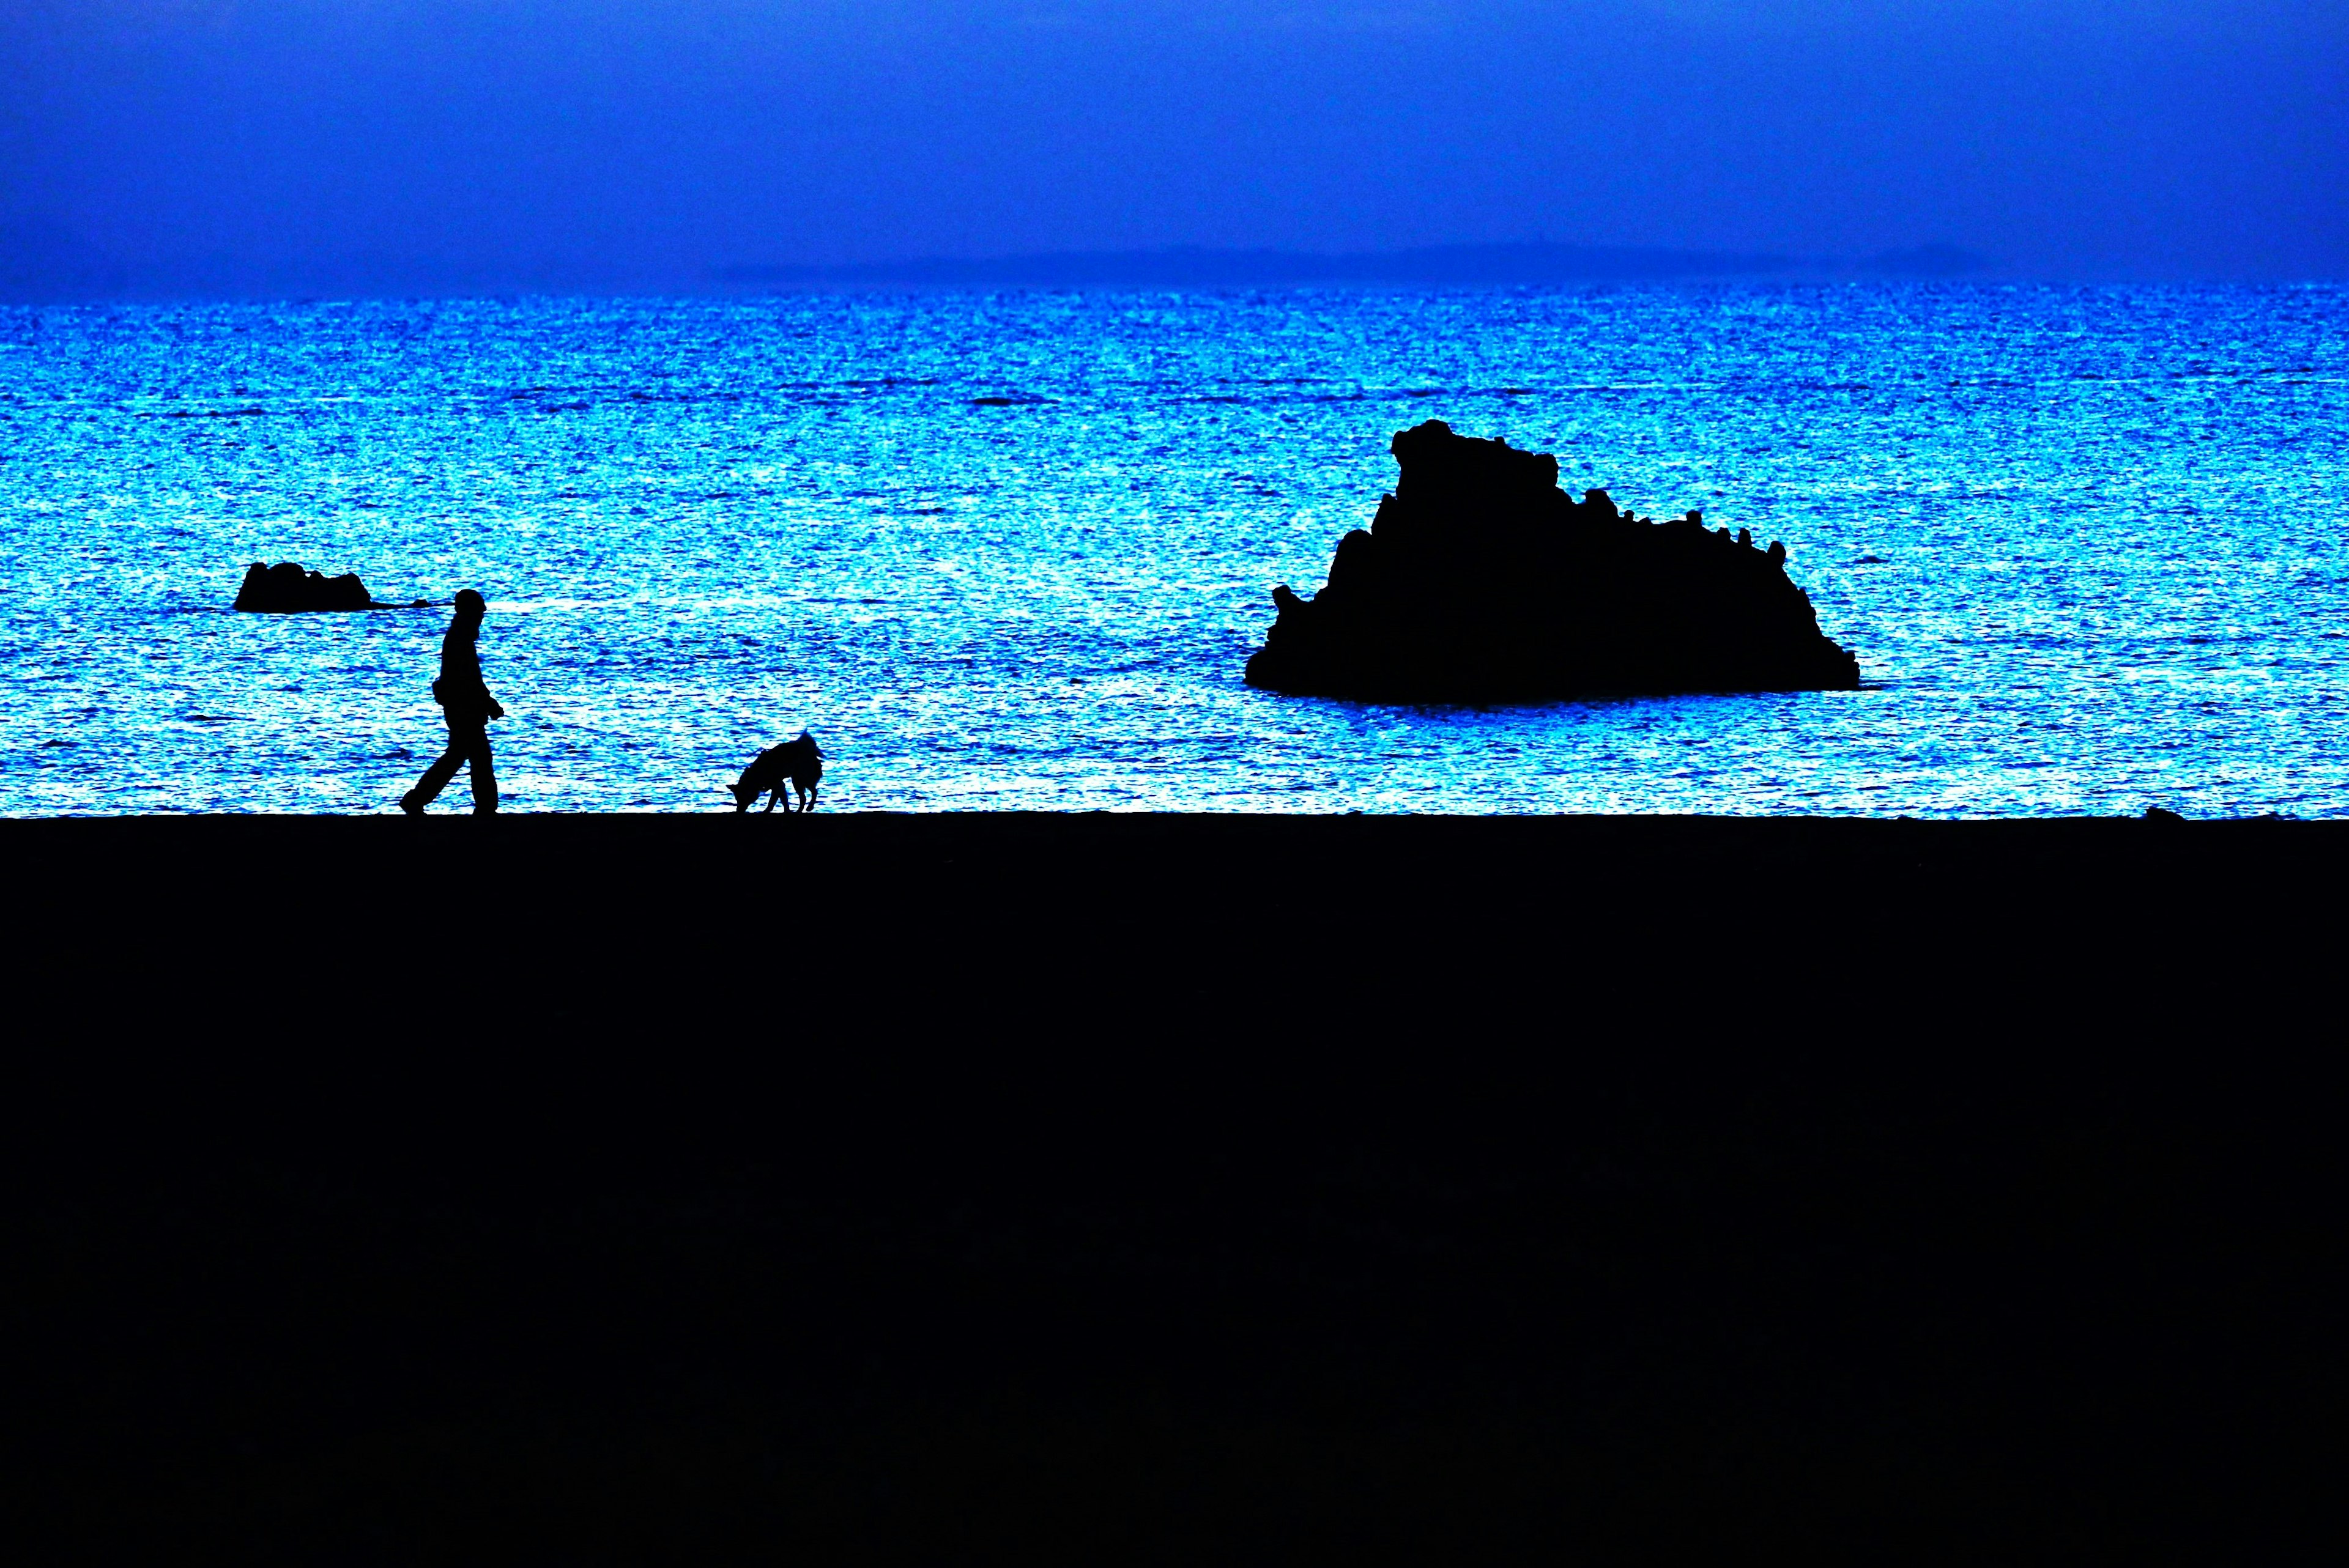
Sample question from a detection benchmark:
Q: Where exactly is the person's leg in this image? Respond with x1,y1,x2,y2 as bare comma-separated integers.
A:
464,722,498,813
404,721,469,811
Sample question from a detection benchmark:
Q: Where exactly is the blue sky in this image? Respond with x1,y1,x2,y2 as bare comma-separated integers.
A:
4,1,2344,295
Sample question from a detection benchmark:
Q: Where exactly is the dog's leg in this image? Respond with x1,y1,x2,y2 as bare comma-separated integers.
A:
763,786,779,814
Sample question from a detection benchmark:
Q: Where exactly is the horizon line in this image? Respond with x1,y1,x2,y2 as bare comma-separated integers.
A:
20,243,2349,306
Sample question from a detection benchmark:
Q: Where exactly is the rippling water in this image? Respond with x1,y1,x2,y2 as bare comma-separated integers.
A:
3,286,2344,816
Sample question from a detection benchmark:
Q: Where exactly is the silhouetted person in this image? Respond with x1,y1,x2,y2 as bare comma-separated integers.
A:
400,590,503,815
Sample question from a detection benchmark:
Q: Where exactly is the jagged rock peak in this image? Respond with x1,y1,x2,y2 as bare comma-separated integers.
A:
1244,420,1861,702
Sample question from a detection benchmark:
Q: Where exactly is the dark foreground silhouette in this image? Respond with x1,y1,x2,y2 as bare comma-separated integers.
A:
400,590,501,815
730,732,825,813
234,559,428,612
4,813,2343,1561
1247,420,1861,701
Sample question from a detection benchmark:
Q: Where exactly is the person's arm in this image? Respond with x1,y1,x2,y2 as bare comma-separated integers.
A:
474,646,503,719
444,637,502,717
473,654,503,720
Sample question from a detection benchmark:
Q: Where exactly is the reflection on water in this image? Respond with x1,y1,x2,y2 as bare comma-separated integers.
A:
2,286,2345,816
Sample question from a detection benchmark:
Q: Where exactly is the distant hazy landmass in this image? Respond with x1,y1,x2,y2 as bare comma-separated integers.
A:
718,243,1992,290
1861,243,1994,278
717,243,1820,290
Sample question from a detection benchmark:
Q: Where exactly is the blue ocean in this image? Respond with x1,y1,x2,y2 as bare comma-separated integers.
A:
2,286,2343,816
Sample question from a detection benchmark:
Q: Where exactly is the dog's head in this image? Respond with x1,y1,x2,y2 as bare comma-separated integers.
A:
727,777,760,812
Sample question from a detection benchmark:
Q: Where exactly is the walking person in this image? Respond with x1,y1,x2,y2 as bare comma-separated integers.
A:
401,589,504,815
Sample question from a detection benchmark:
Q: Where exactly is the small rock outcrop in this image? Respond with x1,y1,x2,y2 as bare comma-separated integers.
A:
234,561,401,612
1245,421,1861,701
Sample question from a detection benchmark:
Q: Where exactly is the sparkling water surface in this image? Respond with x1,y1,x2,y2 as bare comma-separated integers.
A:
2,286,2344,816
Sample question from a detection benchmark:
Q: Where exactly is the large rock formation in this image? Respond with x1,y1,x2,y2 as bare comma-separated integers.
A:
234,561,401,612
1245,421,1861,701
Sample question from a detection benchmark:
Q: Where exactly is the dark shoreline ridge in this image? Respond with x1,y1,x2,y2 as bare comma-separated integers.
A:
234,559,428,612
1246,421,1861,701
7,813,2339,1559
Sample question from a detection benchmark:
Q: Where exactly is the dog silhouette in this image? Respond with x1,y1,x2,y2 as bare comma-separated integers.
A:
730,732,824,813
